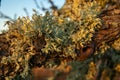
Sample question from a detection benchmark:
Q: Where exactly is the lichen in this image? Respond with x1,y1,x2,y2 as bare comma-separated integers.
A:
0,0,120,80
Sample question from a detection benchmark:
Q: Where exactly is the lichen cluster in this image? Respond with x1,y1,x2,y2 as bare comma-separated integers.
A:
0,0,120,80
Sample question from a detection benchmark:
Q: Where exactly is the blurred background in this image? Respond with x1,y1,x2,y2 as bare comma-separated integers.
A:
0,0,65,33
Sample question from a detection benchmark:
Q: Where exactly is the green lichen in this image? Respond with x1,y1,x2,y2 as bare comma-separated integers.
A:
0,0,120,80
